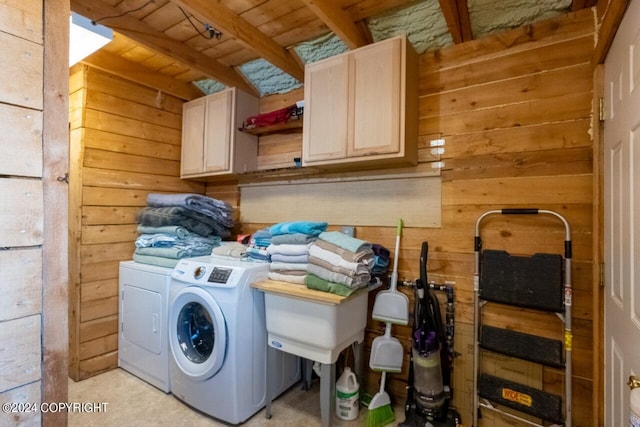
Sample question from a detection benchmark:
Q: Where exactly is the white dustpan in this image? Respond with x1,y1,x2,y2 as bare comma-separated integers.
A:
372,219,409,325
369,322,404,372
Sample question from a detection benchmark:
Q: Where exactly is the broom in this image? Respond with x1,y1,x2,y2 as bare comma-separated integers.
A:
367,219,405,426
366,370,395,427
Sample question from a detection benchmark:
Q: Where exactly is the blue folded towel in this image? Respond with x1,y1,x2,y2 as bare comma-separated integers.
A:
250,227,273,248
269,221,328,237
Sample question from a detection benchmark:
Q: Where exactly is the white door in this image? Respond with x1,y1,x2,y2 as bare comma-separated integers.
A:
350,37,401,158
121,285,162,354
203,89,232,173
181,98,206,176
302,54,349,164
604,1,640,425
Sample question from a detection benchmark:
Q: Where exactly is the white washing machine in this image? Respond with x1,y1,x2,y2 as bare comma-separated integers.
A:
168,256,300,424
118,261,173,393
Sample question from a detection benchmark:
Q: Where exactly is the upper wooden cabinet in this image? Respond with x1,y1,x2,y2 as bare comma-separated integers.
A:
302,35,418,168
181,87,259,178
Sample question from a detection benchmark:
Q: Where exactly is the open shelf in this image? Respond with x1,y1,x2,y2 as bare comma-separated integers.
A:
239,118,303,136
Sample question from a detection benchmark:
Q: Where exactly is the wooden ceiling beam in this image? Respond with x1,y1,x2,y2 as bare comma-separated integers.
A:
81,49,204,101
457,0,473,42
438,0,472,44
571,0,598,11
300,0,369,49
347,0,422,22
438,0,462,43
572,0,588,10
70,0,258,96
172,0,305,81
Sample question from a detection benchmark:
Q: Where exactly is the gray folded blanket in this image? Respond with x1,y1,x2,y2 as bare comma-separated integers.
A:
270,233,317,245
147,193,234,227
136,206,230,238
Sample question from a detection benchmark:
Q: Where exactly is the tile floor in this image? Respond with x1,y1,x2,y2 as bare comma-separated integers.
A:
68,368,404,426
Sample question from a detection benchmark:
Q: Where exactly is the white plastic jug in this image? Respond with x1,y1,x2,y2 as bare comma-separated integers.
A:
631,383,640,427
336,367,359,421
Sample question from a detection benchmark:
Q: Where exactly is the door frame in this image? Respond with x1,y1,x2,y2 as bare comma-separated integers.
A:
593,62,605,427
593,2,632,426
43,1,70,426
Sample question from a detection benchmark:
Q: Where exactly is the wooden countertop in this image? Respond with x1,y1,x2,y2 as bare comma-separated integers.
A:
251,280,366,305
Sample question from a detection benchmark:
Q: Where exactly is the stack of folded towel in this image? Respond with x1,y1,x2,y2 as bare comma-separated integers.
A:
305,231,374,296
246,228,272,262
133,193,232,267
134,225,221,268
266,221,328,284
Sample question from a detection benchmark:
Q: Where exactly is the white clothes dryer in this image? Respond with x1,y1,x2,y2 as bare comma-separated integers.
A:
118,261,173,393
168,256,300,424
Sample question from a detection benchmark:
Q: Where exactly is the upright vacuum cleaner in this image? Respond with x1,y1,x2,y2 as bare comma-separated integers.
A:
399,242,461,427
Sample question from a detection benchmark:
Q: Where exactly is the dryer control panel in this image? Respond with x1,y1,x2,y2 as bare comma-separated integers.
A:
171,257,268,288
208,267,232,284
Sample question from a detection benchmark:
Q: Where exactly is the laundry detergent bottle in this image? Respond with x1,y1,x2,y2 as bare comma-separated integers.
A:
336,367,359,421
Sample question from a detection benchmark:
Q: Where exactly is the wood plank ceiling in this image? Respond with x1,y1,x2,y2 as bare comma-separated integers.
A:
70,0,597,100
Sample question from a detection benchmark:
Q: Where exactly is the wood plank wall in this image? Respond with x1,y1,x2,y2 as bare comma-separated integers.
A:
206,9,596,426
0,1,45,425
68,65,204,380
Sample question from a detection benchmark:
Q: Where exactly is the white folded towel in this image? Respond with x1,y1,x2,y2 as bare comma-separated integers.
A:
267,242,313,256
268,271,306,285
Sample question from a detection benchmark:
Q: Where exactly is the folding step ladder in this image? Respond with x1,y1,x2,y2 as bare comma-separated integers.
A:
472,208,572,427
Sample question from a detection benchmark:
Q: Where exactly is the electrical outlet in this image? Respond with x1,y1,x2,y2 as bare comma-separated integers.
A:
341,226,355,237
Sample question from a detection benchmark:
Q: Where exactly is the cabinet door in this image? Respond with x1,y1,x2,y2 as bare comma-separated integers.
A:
302,54,350,164
203,90,233,173
349,37,401,158
181,98,206,176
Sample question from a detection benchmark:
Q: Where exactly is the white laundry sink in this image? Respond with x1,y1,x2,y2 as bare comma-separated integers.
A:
259,285,368,364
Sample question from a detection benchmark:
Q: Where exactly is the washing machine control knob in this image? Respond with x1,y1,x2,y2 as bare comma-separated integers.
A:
193,266,207,280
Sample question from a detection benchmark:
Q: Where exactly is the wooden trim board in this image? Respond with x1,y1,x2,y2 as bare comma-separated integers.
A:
251,280,357,305
239,175,441,228
42,0,70,423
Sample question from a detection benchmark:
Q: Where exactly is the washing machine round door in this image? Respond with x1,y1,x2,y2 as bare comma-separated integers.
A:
169,286,227,381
